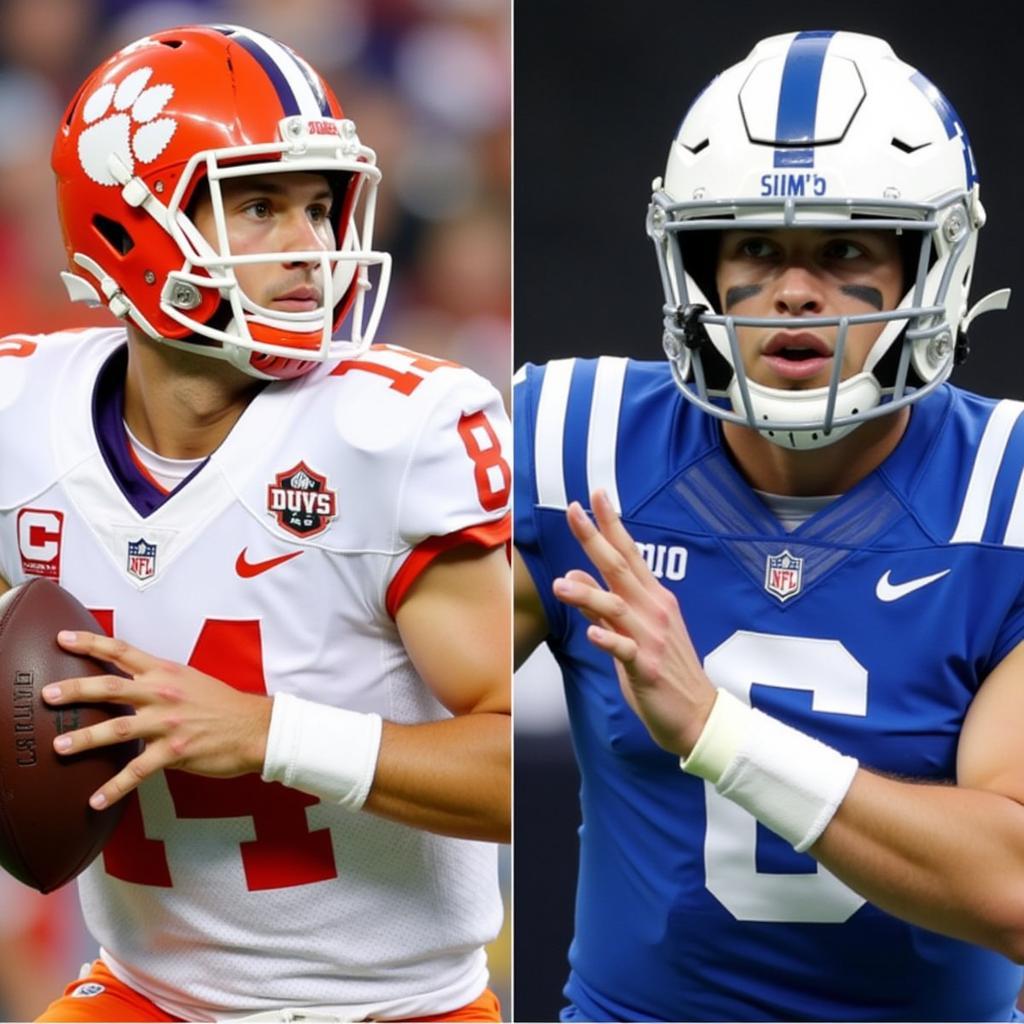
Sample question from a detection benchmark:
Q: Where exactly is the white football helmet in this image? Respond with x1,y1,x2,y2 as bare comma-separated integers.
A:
648,30,1008,449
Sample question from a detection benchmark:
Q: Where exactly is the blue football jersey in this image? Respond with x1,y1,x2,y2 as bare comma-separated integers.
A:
515,357,1024,1022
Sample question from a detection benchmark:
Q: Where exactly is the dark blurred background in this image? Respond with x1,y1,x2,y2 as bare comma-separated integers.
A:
514,3,1024,1021
0,0,509,1019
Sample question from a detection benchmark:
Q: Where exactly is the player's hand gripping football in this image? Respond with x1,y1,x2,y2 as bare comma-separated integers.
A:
553,490,717,759
42,631,272,809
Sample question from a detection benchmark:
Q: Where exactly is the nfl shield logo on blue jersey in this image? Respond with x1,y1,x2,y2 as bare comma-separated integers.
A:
127,538,157,580
765,550,803,601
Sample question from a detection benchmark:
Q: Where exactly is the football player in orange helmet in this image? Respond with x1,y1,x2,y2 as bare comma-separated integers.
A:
0,23,509,1023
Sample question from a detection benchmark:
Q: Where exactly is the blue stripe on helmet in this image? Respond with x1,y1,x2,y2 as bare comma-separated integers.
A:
909,71,978,187
231,34,302,116
773,30,836,169
288,50,332,117
211,25,330,118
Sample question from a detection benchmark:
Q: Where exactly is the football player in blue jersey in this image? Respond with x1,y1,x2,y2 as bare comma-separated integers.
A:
515,30,1024,1023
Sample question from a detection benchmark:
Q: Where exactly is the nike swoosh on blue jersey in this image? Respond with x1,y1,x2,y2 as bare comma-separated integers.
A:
875,568,951,602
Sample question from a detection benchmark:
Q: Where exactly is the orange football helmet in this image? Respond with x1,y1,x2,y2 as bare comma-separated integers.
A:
51,24,391,380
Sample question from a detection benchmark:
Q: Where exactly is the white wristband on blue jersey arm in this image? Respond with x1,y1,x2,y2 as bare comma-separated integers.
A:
262,692,383,811
680,688,859,853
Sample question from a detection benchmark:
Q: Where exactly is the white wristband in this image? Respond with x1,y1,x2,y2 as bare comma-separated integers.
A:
262,692,383,811
680,689,858,853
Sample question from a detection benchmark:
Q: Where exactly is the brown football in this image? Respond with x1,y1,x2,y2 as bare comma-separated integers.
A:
0,578,140,892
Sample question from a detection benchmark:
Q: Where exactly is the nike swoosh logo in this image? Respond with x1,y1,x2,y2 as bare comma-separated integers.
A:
236,548,304,578
875,569,950,602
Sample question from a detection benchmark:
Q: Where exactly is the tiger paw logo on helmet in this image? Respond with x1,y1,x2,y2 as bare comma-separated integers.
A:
78,67,176,187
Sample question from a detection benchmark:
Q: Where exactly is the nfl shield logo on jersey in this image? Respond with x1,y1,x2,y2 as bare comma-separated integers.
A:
764,550,803,601
267,461,338,538
126,538,157,580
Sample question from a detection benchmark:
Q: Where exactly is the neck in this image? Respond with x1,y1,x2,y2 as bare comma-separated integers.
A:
123,331,267,459
721,407,910,496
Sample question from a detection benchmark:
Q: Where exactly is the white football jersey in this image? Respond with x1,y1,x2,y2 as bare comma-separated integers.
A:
0,328,510,1021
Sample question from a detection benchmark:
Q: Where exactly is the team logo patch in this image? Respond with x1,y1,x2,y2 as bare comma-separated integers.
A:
77,67,176,187
267,461,337,538
765,550,803,601
71,982,105,999
17,508,64,581
127,537,158,580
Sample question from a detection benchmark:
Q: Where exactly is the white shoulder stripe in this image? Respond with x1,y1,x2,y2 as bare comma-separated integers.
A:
586,357,627,513
950,399,1024,544
534,359,575,508
1004,471,1024,547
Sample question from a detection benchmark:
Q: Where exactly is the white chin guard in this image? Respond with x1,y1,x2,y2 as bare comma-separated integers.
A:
728,373,883,450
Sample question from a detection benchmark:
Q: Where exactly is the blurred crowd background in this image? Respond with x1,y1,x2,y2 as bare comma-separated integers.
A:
0,0,510,1019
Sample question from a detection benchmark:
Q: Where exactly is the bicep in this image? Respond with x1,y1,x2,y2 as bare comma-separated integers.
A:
957,639,1024,802
514,546,549,668
395,545,510,715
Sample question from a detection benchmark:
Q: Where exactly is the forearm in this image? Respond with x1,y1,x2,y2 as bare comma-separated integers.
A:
365,712,510,842
813,769,1024,960
263,694,509,843
387,545,511,841
685,689,1024,960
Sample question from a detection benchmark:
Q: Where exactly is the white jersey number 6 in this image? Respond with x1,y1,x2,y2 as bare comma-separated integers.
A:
702,630,868,923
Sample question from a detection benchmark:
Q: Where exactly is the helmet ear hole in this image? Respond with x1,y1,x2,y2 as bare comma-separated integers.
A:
679,231,723,313
325,171,355,243
897,231,928,299
870,328,927,390
696,340,734,392
92,215,135,256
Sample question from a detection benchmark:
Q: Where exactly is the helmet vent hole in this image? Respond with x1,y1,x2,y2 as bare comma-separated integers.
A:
891,137,930,154
159,39,184,48
683,139,709,155
93,214,135,256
